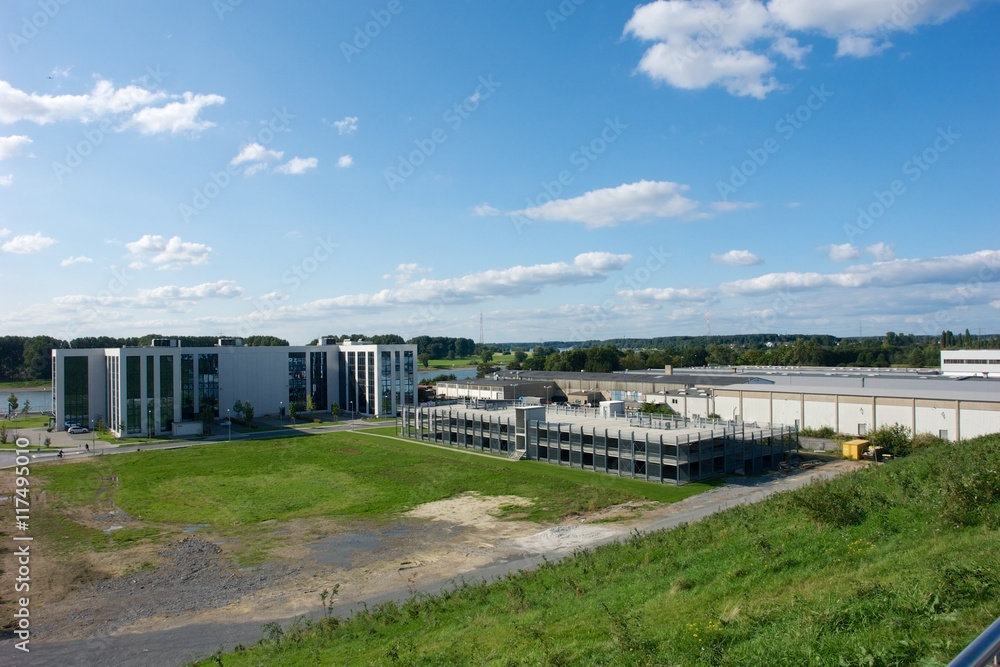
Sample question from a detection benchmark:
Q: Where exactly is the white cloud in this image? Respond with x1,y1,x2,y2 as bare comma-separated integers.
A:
0,174,11,187
50,66,72,78
231,142,284,165
711,249,762,265
1,232,56,254
721,249,1000,296
0,135,32,160
473,203,500,216
337,154,354,168
297,252,632,311
384,263,433,284
511,180,701,228
275,156,318,175
332,116,359,135
824,242,861,261
866,242,895,261
138,280,243,300
54,280,243,308
619,286,716,303
125,234,212,269
60,255,93,266
121,91,225,135
0,228,10,237
625,0,982,98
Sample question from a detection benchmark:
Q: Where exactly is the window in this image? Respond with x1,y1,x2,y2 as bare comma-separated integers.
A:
181,354,194,420
198,353,220,418
160,355,174,431
126,356,141,434
63,356,89,427
288,352,306,407
310,351,328,411
858,423,867,436
939,429,949,440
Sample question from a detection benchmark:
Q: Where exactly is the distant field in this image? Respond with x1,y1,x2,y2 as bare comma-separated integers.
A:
191,433,1000,667
30,428,711,565
0,380,49,390
424,353,516,369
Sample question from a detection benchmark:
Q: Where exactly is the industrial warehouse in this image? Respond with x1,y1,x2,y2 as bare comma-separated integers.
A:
398,402,797,485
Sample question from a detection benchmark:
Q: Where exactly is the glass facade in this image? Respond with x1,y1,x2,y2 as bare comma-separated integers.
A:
309,351,327,411
403,350,415,405
63,356,89,427
288,352,306,407
381,351,392,415
125,356,141,434
159,355,174,431
198,353,219,418
181,354,194,420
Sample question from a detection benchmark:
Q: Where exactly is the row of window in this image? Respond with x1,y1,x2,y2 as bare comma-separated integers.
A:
943,358,1000,364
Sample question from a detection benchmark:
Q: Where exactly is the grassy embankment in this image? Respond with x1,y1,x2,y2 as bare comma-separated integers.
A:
25,428,709,567
190,434,1000,666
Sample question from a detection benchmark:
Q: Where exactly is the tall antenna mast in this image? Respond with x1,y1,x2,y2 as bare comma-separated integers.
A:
479,312,484,346
705,311,711,338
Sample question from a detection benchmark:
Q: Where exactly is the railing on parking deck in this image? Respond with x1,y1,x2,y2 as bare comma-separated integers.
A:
948,616,1000,667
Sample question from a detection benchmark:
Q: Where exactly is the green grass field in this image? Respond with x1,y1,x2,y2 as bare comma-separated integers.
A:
423,353,516,369
33,429,711,565
190,434,1000,666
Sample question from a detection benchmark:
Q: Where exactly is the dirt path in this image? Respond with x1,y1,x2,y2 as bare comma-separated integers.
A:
0,458,863,667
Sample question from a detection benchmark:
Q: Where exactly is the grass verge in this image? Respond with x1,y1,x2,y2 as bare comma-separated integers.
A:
189,434,1000,666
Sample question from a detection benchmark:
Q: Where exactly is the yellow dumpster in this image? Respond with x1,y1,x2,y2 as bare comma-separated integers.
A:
842,439,869,460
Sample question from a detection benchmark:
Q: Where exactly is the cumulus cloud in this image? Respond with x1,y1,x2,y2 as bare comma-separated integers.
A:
60,255,93,267
121,92,225,135
473,203,500,216
1,232,56,254
865,242,895,261
625,0,982,98
126,234,212,270
0,174,11,187
711,249,762,265
296,252,632,311
231,142,284,165
0,135,32,160
383,263,433,284
331,115,359,135
275,156,318,175
0,79,223,134
824,242,861,261
511,180,701,228
337,154,354,168
720,249,1000,296
54,280,243,308
619,286,716,303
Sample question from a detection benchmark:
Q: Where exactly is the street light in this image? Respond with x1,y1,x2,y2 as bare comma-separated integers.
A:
279,401,283,424
349,400,354,420
227,408,231,442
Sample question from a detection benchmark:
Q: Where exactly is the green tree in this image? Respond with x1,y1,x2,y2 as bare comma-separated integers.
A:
7,393,18,415
306,395,316,412
242,402,254,423
330,404,340,420
480,350,494,364
418,353,431,368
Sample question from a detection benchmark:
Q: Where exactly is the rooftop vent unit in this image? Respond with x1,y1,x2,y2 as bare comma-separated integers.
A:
217,337,243,347
151,339,179,348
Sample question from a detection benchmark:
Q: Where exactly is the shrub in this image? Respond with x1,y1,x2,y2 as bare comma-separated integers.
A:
868,424,912,457
799,426,836,438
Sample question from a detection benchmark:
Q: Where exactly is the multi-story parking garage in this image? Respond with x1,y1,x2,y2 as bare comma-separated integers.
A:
398,403,797,484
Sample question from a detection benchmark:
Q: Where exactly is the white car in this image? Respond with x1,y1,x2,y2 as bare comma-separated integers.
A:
67,426,89,434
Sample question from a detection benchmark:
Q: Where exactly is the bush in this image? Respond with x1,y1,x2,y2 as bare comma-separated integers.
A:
868,424,912,457
800,426,836,438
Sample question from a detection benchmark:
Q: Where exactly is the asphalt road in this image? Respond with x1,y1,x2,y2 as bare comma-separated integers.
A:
0,455,855,667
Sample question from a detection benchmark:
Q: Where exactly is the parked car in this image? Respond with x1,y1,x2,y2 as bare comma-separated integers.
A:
68,426,89,434
65,423,81,431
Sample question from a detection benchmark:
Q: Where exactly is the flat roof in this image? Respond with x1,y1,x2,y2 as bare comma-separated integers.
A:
422,404,789,442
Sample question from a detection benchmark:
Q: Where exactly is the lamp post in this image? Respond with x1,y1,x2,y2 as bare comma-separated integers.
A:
147,404,153,443
227,408,231,442
91,418,96,454
349,400,354,420
279,401,283,424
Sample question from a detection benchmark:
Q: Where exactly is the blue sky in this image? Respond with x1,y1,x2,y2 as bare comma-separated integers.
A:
1,0,998,345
